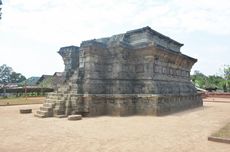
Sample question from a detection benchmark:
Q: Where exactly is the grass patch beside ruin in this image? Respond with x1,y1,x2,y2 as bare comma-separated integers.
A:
208,122,230,144
0,97,45,106
212,123,230,138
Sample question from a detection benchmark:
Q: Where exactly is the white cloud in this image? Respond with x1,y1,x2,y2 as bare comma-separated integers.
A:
2,0,230,42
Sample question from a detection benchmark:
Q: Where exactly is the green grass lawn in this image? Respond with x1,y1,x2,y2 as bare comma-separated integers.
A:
0,97,45,106
212,122,230,139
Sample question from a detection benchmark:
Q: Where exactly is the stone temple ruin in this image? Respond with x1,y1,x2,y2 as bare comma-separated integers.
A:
35,26,202,118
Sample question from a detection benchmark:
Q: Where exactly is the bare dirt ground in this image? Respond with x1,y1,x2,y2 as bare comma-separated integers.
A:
0,97,45,106
0,102,230,152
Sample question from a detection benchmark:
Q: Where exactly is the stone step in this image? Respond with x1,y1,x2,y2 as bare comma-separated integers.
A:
46,93,64,98
34,113,46,118
40,106,52,112
36,110,48,115
46,96,60,100
45,99,58,103
70,95,82,98
47,92,55,96
54,106,66,111
37,110,53,117
58,86,68,89
68,92,76,95
43,102,55,108
45,99,65,104
69,88,78,94
68,115,82,121
48,92,64,96
57,91,69,94
54,115,67,118
71,83,78,86
46,95,58,98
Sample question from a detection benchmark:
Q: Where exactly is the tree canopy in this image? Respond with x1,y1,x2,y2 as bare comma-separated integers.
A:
0,64,26,84
191,65,230,92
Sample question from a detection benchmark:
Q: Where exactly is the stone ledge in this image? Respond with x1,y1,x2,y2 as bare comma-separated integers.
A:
208,136,230,144
34,113,46,118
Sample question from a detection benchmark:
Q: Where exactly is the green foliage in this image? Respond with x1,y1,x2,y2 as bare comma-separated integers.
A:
223,65,230,80
191,67,230,92
0,64,13,84
10,72,26,83
211,122,230,139
205,75,224,89
222,65,230,92
0,64,26,84
191,70,207,88
18,77,40,86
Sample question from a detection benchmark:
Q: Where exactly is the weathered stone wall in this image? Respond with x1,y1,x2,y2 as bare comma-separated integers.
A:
58,46,80,80
78,39,196,95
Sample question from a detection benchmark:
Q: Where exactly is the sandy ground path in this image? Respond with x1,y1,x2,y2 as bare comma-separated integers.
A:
0,102,230,152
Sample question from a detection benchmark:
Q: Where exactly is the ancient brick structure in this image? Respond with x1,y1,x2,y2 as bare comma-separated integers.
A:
35,26,202,118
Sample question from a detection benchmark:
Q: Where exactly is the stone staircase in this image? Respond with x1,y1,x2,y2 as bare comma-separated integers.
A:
34,102,55,118
35,70,80,118
35,91,68,118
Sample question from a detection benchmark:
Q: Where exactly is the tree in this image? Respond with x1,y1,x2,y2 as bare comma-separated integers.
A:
223,65,230,80
192,66,230,92
191,71,226,91
0,64,26,84
223,65,230,92
206,75,224,89
10,72,26,83
0,64,13,84
191,70,207,88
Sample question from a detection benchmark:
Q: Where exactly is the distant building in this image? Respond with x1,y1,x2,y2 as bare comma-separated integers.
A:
0,83,18,89
36,75,53,88
52,72,64,89
37,73,64,90
27,77,41,86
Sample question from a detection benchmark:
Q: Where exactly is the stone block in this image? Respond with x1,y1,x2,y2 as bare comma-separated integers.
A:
68,115,82,120
20,108,32,114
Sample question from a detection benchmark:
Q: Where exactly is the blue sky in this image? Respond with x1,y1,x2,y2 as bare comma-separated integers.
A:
0,0,230,78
